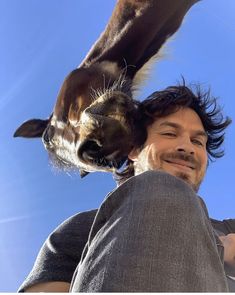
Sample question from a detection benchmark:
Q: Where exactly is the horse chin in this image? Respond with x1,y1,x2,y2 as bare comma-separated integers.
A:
77,138,130,174
78,149,128,173
77,159,118,174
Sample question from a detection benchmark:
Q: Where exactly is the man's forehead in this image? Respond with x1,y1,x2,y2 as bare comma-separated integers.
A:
151,107,207,134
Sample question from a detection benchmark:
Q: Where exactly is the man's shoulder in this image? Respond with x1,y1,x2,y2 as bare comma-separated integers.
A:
51,208,98,236
68,208,98,223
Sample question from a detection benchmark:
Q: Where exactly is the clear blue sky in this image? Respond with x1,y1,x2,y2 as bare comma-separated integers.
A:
0,0,234,291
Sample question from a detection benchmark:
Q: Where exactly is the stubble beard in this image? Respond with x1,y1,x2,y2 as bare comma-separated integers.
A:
134,152,202,192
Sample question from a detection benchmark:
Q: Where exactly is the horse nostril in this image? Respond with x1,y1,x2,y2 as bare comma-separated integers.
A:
43,126,55,144
78,139,102,159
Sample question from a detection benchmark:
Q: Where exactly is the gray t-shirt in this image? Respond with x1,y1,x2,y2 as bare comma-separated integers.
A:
18,209,97,292
18,209,235,292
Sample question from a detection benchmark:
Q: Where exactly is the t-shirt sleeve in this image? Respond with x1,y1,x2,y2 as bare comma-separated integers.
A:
18,209,97,292
210,218,235,236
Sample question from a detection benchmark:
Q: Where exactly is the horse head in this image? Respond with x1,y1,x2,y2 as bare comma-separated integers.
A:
14,0,199,177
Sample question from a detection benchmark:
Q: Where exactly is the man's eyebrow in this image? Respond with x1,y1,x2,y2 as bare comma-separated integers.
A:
159,122,181,129
159,121,208,139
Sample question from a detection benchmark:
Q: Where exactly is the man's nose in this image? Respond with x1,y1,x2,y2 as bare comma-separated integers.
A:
175,137,195,155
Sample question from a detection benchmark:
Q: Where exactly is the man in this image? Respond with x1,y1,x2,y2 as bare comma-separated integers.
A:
19,84,234,292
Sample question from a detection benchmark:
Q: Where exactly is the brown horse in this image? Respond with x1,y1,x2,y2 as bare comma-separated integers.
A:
14,0,199,177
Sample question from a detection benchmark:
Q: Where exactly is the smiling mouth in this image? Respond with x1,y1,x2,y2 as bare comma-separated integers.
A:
164,160,195,171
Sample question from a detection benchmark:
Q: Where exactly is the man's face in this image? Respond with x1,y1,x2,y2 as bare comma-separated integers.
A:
129,107,208,192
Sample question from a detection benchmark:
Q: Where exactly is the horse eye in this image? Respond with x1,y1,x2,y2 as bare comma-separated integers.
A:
43,126,55,144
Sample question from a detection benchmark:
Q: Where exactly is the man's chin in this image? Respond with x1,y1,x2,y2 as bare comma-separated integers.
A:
134,164,200,192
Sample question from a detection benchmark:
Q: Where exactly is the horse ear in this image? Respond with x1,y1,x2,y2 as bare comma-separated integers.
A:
14,119,50,138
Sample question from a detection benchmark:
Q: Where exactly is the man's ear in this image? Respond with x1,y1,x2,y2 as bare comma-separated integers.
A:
128,147,140,162
14,118,50,138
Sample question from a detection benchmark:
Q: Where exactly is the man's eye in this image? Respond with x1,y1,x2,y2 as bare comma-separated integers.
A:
162,132,176,137
192,139,203,146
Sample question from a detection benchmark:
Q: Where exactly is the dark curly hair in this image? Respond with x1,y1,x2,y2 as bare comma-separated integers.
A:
114,82,232,184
